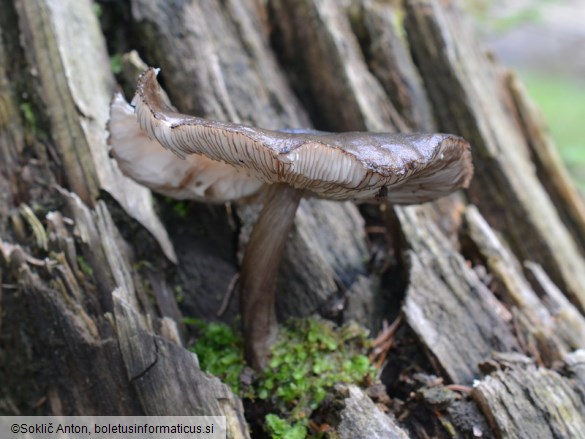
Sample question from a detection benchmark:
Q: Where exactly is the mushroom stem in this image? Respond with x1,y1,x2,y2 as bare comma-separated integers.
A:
240,183,303,370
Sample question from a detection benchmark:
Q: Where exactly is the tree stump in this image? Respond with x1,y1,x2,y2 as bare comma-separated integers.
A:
1,0,585,437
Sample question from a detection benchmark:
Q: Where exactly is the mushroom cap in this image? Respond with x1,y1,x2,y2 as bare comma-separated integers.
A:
121,67,473,203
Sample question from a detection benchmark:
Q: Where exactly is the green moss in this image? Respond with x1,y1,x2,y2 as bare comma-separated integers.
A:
19,102,36,134
76,255,94,278
110,53,123,75
164,197,191,218
187,317,376,437
259,319,374,421
265,414,307,439
185,318,244,394
92,3,103,18
174,285,184,304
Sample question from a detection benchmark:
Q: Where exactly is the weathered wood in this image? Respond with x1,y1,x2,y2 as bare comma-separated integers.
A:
271,0,407,132
0,0,249,432
11,0,176,262
507,71,585,253
130,0,307,128
524,262,585,351
2,0,585,435
329,384,410,439
350,0,435,131
0,188,250,435
399,207,519,384
404,0,585,310
114,289,249,438
0,242,142,415
13,0,101,203
0,24,23,234
473,356,585,438
411,383,494,438
564,350,585,385
464,205,585,364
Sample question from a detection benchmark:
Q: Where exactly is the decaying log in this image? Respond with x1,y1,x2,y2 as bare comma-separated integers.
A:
271,0,407,132
524,262,585,350
0,0,249,434
0,28,23,231
114,288,246,431
1,189,250,435
2,0,585,436
507,71,585,253
130,0,308,128
465,205,585,361
404,0,585,310
564,349,585,385
12,0,176,262
349,0,435,132
329,384,409,439
399,208,520,384
473,355,585,438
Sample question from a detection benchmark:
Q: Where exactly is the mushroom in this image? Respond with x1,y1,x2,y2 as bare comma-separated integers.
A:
109,68,473,370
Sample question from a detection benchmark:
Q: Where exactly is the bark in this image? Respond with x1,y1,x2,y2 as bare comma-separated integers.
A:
473,354,585,438
404,0,585,309
328,384,410,439
2,0,585,437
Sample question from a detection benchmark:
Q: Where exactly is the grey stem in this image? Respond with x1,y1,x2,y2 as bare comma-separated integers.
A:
240,183,303,370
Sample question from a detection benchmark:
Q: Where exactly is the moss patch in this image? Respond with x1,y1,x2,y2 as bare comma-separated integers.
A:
187,317,376,438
